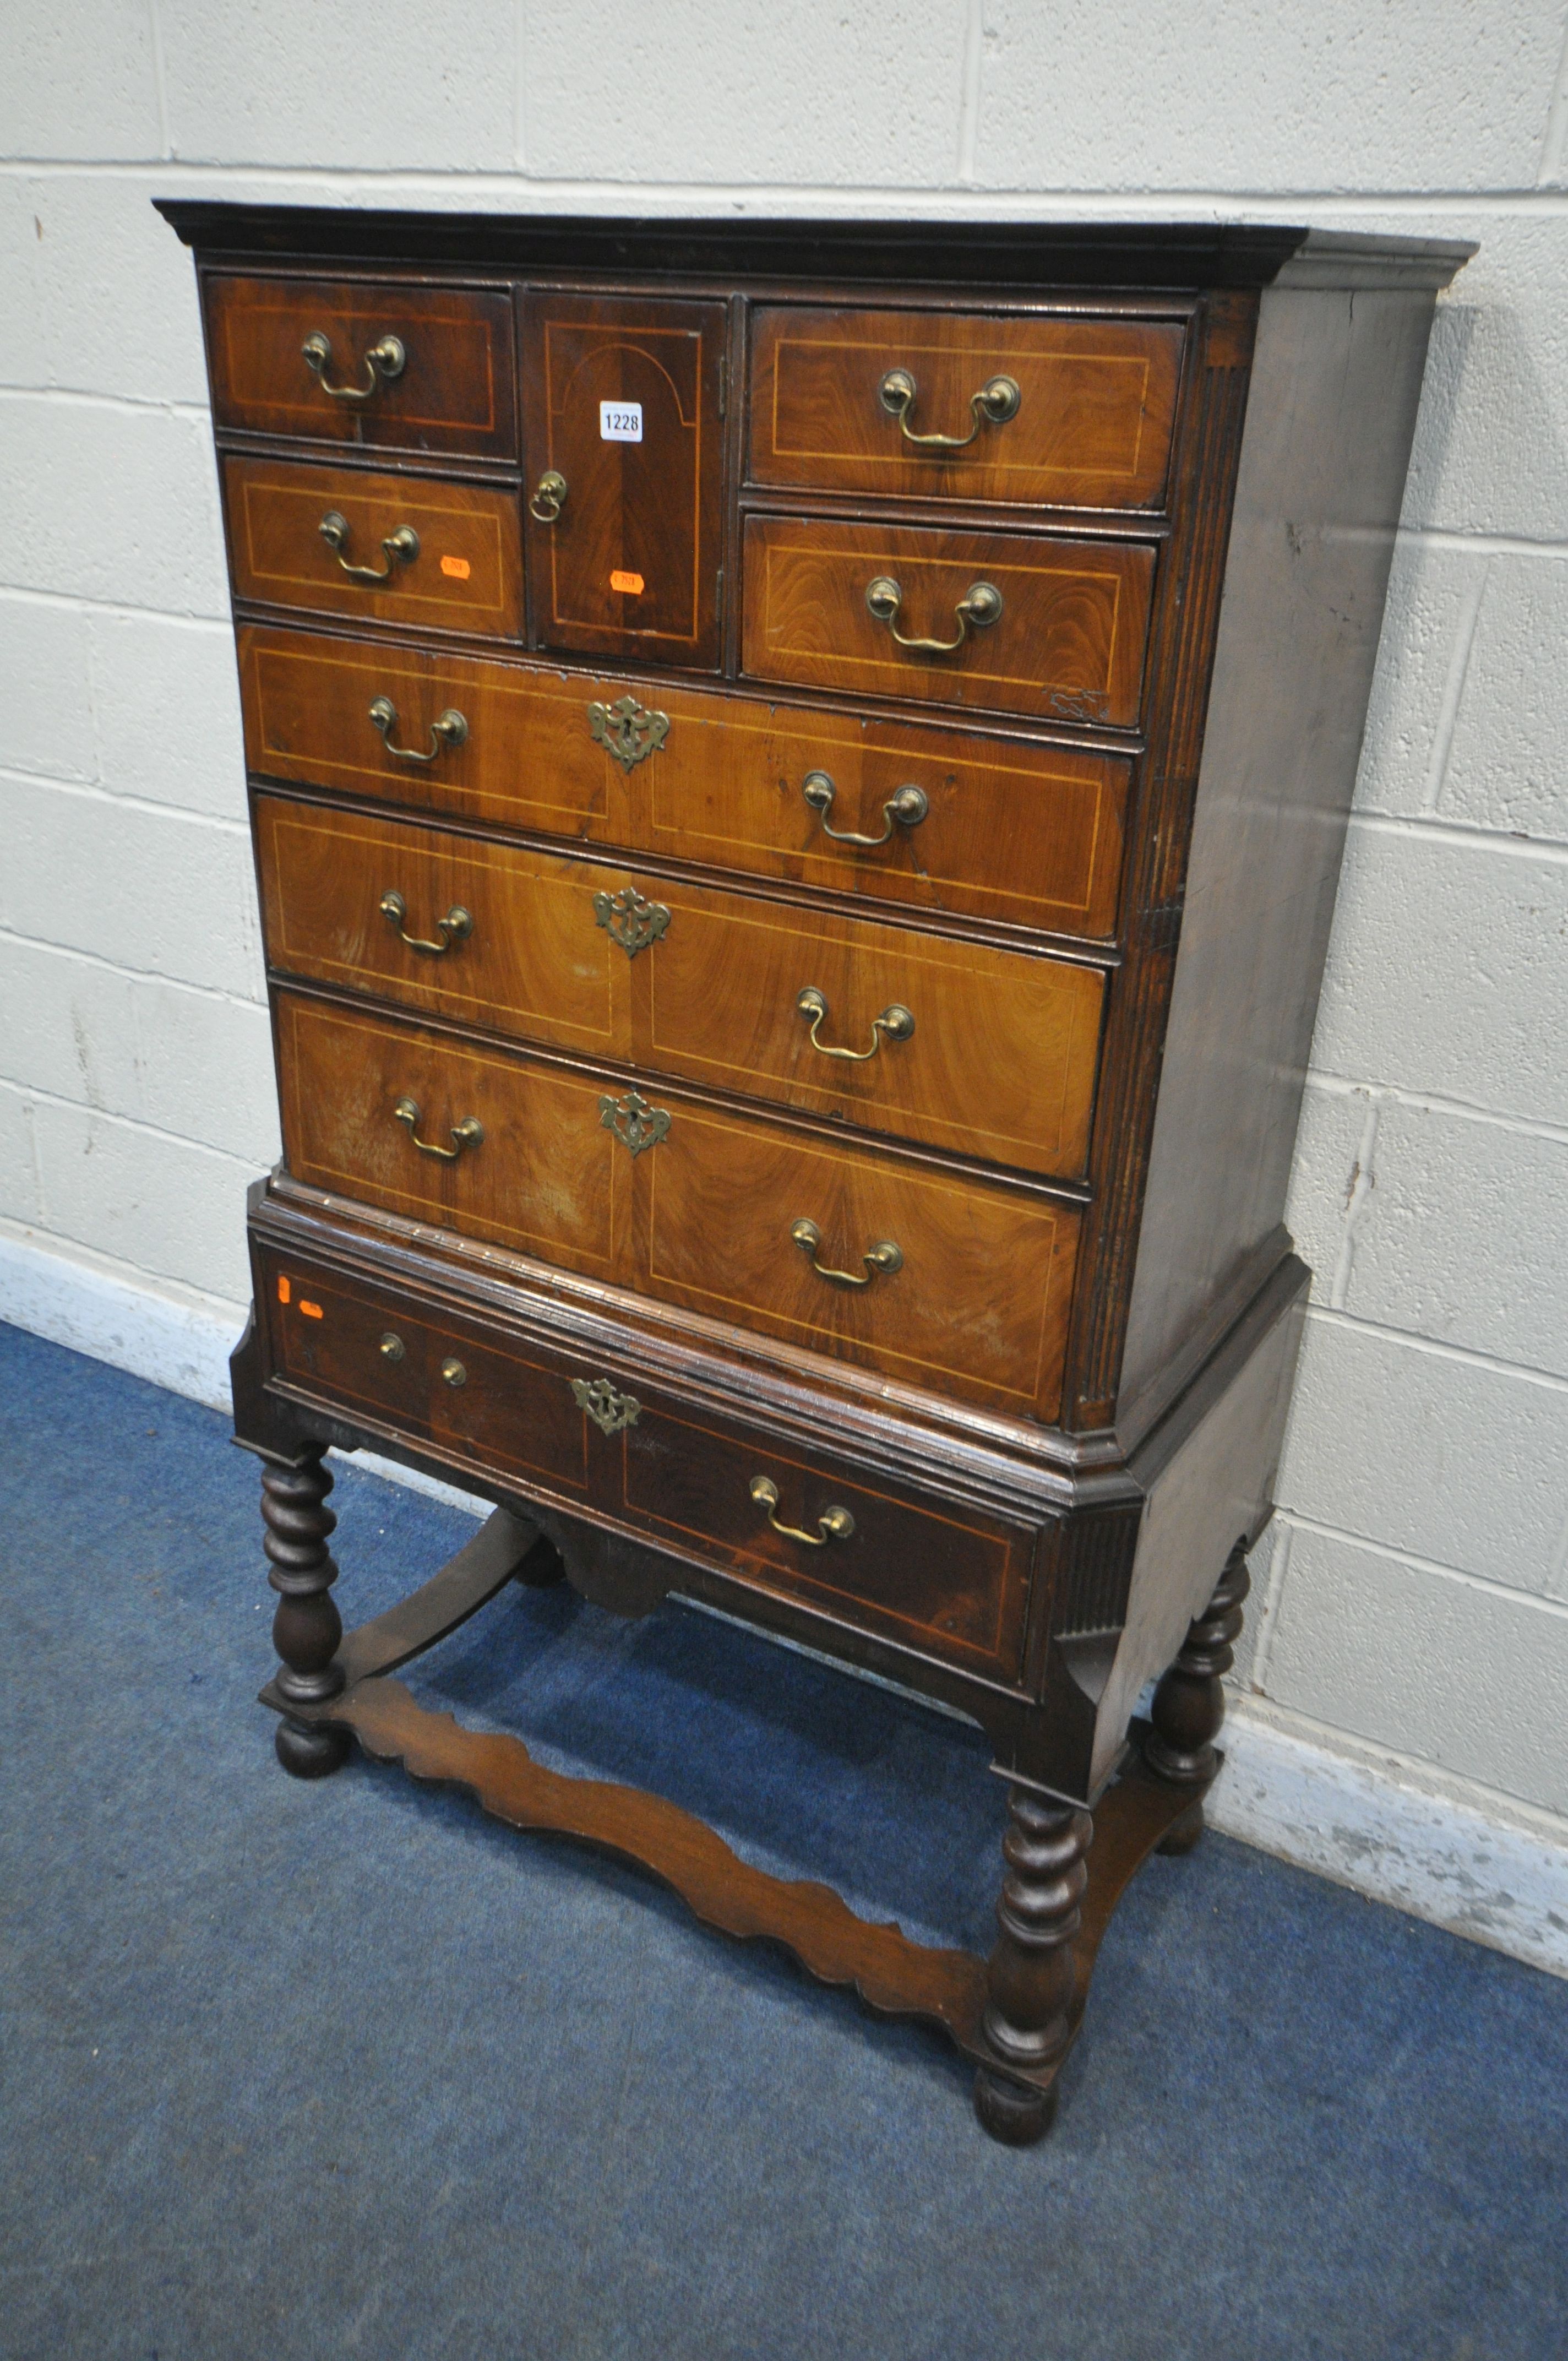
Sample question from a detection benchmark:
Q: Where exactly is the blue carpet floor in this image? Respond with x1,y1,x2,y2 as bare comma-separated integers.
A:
2,1319,1565,2361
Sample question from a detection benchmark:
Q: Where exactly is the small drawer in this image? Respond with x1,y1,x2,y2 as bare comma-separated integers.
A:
203,274,518,461
259,800,1104,1180
620,1403,1035,1679
239,622,1130,942
742,515,1154,727
275,992,622,1282
750,304,1183,510
224,456,524,639
644,1099,1079,1419
261,1257,592,1499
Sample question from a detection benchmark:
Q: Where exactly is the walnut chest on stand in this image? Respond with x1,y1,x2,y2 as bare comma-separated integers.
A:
156,203,1469,2144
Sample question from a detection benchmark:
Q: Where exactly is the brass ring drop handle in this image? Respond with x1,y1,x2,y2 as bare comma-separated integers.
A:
878,366,1020,450
301,329,406,401
368,695,468,765
865,575,1003,655
801,771,929,847
790,1218,903,1288
392,1095,484,1161
380,890,473,956
529,470,569,523
749,1475,856,1548
319,510,420,584
795,984,914,1062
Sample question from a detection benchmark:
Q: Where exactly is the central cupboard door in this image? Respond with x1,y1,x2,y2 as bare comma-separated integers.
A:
522,293,727,670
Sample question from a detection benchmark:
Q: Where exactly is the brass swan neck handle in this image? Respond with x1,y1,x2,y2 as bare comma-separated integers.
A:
790,1218,902,1288
801,771,929,848
795,985,913,1062
865,575,1003,655
302,330,406,401
749,1475,855,1547
379,890,473,957
369,696,467,765
878,366,1020,450
392,1096,483,1160
319,510,419,584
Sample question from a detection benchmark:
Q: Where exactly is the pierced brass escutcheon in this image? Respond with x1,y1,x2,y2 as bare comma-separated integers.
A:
319,510,420,585
795,985,914,1062
378,1332,405,1362
587,694,671,773
570,1376,642,1436
593,885,671,959
302,329,406,401
599,1088,671,1158
379,890,473,957
801,770,929,848
865,574,1003,655
368,695,467,765
749,1475,855,1548
392,1095,484,1161
877,366,1020,450
440,1358,467,1389
529,469,569,523
790,1218,903,1288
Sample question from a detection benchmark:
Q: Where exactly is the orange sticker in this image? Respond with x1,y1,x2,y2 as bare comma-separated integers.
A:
298,1299,324,1320
610,569,644,595
276,1276,291,1303
440,554,471,580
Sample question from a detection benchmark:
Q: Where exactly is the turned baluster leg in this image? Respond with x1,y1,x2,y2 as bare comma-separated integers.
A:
1146,1539,1251,1854
973,1788,1093,2146
263,1446,350,1780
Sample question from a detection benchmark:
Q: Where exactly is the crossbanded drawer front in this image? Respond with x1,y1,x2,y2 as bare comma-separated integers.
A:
260,1254,592,1499
224,456,524,638
741,515,1154,727
272,992,1079,1418
258,1244,1034,1680
750,304,1183,510
255,798,623,1059
275,993,622,1280
644,877,1103,1179
203,274,517,460
259,802,1104,1180
239,623,1130,942
644,1104,1078,1417
619,1405,1032,1678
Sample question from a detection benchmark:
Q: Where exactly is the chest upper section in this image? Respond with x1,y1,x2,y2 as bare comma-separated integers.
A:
202,268,1197,721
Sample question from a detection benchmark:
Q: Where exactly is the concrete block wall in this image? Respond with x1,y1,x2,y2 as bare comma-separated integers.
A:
3,3,1566,1942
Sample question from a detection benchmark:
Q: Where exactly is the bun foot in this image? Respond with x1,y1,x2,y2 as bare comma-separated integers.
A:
275,1716,351,1780
973,2066,1060,2146
1156,1798,1206,1856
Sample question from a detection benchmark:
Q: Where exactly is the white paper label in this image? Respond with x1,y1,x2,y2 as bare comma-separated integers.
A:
599,401,643,443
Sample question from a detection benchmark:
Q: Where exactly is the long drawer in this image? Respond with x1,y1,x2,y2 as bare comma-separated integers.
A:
258,1243,1038,1680
203,273,518,461
274,991,1081,1419
238,624,1130,941
741,514,1155,727
749,303,1183,511
223,457,525,639
257,797,1104,1178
